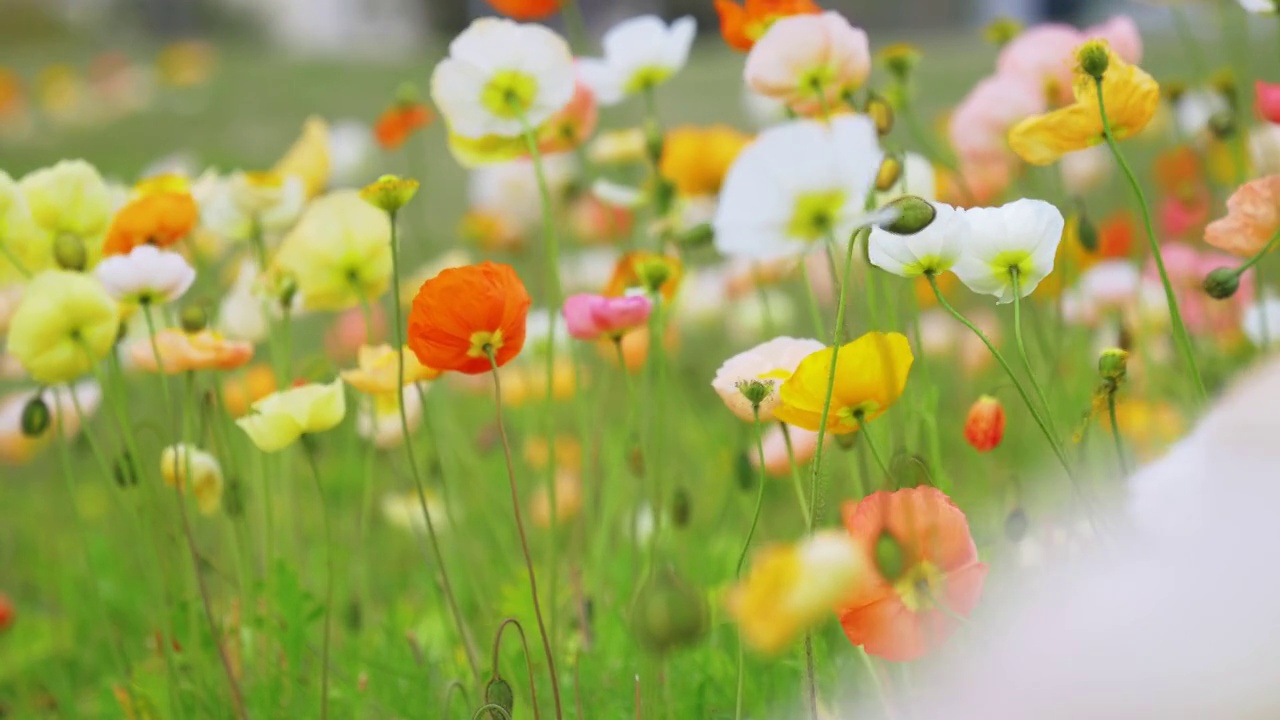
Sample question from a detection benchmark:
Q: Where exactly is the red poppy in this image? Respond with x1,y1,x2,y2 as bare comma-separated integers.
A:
713,0,822,52
375,103,433,151
486,0,562,21
407,262,531,375
963,395,1005,452
1257,79,1280,125
0,593,13,632
837,486,987,662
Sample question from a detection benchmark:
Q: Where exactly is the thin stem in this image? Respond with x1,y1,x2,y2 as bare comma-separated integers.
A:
141,303,173,409
487,349,564,720
798,260,828,340
386,209,481,680
854,413,891,485
303,443,334,720
489,618,543,720
802,633,819,720
735,405,770,720
0,242,31,278
1106,390,1131,476
1234,227,1280,276
779,424,810,524
1010,270,1060,438
1094,75,1207,405
560,0,590,52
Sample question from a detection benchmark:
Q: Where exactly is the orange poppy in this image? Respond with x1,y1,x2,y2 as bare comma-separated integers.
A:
837,486,987,662
375,103,433,151
1097,210,1135,259
486,0,561,20
603,251,684,302
713,0,822,51
102,188,199,256
1153,145,1203,201
407,261,531,375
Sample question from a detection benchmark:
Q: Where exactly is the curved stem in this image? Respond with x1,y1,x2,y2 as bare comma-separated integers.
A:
489,617,543,720
1234,227,1280,277
1010,270,1059,438
1094,75,1207,405
487,350,564,720
1106,389,1131,477
387,209,481,680
303,443,333,720
443,680,472,718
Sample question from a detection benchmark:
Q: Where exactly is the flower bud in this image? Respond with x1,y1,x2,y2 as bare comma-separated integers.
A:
963,395,1006,453
873,530,907,582
875,155,903,192
20,396,50,437
114,451,139,488
1208,109,1237,140
671,487,692,528
1075,210,1099,253
1098,348,1129,383
360,174,420,214
1004,507,1029,543
54,234,87,272
394,80,421,106
180,304,208,333
983,17,1023,48
879,43,921,83
484,676,515,720
880,195,936,235
1077,41,1110,81
634,257,673,294
631,565,708,654
677,223,714,249
864,94,894,136
1203,267,1240,300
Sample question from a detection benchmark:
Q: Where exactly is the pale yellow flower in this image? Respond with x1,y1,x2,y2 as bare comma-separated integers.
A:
273,190,391,312
6,270,119,384
235,379,346,452
160,443,224,515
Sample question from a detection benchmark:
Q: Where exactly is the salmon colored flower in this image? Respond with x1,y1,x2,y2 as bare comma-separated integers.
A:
949,73,1046,165
340,343,441,395
744,11,870,114
407,261,531,375
1008,42,1159,166
160,443,224,515
604,251,684,301
562,293,653,341
236,378,347,453
659,125,752,198
963,395,1005,452
775,332,913,434
727,531,867,654
129,329,254,374
486,0,561,20
220,364,277,418
837,486,988,662
375,102,433,151
1204,175,1280,258
102,180,199,256
714,0,822,52
7,271,119,384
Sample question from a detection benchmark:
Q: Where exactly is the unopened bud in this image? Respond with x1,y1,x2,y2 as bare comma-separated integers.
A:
864,95,894,136
873,530,907,582
1203,267,1240,299
634,258,673,294
1004,507,1029,543
484,676,515,720
1077,41,1110,81
1208,110,1237,140
1075,210,1099,253
983,17,1023,48
671,487,691,528
677,223,713,249
180,304,208,333
394,81,421,106
20,396,50,437
54,234,87,272
881,195,937,235
879,43,921,83
1098,347,1129,382
875,155,903,192
360,174,420,214
630,565,708,654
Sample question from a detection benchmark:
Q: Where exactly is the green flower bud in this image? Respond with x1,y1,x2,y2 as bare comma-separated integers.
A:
484,676,515,720
735,379,775,409
54,234,87,272
1203,267,1240,300
875,155,903,192
20,396,50,437
671,487,692,528
360,174,420,214
1076,210,1099,253
881,195,937,235
1098,347,1129,383
677,223,714,249
1077,41,1110,81
180,304,209,333
630,566,708,655
864,94,895,136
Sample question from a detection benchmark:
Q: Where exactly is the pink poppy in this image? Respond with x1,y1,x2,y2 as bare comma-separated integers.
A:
562,293,653,341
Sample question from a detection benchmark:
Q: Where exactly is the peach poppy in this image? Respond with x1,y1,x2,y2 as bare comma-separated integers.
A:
713,0,821,52
485,0,561,20
130,329,254,374
220,364,277,418
406,261,531,375
1204,175,1280,258
603,251,684,302
102,187,199,256
837,486,988,662
374,103,432,151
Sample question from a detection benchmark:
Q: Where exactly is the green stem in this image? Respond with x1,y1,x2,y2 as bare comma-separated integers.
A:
560,0,591,52
798,261,827,340
302,443,333,720
141,303,173,409
0,242,31,278
736,406,769,577
1234,227,1280,276
1094,75,1208,405
854,413,891,485
779,424,811,524
1106,389,1131,477
1010,270,1060,439
386,208,481,680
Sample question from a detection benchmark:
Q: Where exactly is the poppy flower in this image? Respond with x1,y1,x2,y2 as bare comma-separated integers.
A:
375,102,433,151
94,245,195,304
713,0,822,52
578,16,696,105
1008,42,1159,166
160,444,224,515
950,199,1065,303
407,261,531,375
20,159,112,242
486,0,561,20
340,343,441,395
774,331,913,434
712,336,825,422
964,395,1005,452
562,293,653,341
129,329,254,375
744,11,871,115
1204,175,1280,258
995,16,1142,106
659,125,751,198
236,379,347,453
837,486,988,662
272,190,392,312
603,251,684,301
102,176,199,256
220,364,277,419
869,201,967,278
7,270,119,384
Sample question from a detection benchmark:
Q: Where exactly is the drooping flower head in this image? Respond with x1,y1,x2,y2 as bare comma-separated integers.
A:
869,201,967,278
235,378,347,453
94,244,195,305
578,16,696,105
712,336,825,422
562,293,653,341
838,486,988,662
272,190,392,312
714,116,884,261
744,11,871,115
7,270,119,384
950,198,1065,303
775,331,913,434
102,174,199,256
714,0,822,52
430,18,575,139
407,261,531,375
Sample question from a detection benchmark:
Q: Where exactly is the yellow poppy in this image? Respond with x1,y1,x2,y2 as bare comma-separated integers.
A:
775,331,913,434
7,270,119,384
272,190,392,311
340,344,440,395
273,116,330,198
659,125,751,197
236,379,347,453
1008,42,1158,166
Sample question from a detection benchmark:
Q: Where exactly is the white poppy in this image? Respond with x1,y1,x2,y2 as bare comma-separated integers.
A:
430,18,575,139
94,244,196,305
713,116,885,261
578,15,697,105
711,335,823,422
868,201,966,278
950,199,1064,303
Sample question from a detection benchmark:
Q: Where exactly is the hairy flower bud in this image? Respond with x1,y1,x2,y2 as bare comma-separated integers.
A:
19,396,50,437
1098,348,1129,383
484,676,515,720
881,195,937,235
360,174,420,214
1203,267,1240,300
1077,41,1110,81
180,304,209,333
631,565,708,654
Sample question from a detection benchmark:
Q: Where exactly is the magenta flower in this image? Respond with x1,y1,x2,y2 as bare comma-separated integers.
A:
561,293,653,341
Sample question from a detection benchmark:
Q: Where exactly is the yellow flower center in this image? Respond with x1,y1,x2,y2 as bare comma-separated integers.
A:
481,70,539,119
797,66,839,99
468,329,505,359
892,560,945,613
787,190,846,242
244,171,284,189
625,67,676,96
835,402,880,428
990,250,1035,281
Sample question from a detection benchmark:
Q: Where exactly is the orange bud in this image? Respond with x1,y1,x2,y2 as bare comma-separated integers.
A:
963,395,1005,453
